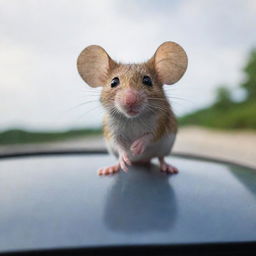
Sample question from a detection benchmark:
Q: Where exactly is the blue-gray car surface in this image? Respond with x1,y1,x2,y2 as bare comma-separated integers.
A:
0,150,256,255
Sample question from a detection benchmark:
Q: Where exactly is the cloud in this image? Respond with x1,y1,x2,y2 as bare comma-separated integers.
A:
0,0,255,130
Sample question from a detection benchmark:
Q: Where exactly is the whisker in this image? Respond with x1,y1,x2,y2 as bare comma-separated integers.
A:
77,105,103,120
148,103,171,114
167,96,194,104
65,100,101,112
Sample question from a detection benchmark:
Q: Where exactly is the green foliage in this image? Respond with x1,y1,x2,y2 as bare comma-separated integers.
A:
0,128,102,145
2,48,256,144
213,86,232,109
241,48,256,99
179,47,256,130
179,100,256,129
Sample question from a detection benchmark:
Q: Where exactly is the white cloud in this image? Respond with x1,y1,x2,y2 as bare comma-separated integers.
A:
0,0,255,130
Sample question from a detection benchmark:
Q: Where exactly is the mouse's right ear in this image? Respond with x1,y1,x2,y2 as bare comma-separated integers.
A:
77,45,116,87
149,41,188,85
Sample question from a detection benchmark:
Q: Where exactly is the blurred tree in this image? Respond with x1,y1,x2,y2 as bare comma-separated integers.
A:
241,48,256,100
180,47,256,129
214,86,232,109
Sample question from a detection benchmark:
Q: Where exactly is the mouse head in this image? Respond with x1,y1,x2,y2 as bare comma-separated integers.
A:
77,42,187,118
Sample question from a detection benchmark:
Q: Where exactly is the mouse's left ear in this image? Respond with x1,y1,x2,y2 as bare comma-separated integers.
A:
149,41,188,85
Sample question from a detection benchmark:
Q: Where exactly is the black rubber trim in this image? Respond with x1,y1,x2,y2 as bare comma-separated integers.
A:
1,241,256,256
0,149,255,171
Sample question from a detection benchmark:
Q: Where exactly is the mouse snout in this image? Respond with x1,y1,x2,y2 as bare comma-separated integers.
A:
123,89,138,107
115,88,146,117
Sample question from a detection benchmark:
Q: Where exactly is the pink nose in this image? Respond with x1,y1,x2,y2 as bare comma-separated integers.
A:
124,89,138,106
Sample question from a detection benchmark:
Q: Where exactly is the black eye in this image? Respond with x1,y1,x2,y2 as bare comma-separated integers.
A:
111,77,120,88
142,76,152,86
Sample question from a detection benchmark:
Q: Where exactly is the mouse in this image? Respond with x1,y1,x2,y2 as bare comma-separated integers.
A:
77,41,188,175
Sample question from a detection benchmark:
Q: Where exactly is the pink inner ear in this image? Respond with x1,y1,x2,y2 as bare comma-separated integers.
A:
153,42,188,85
156,59,187,85
77,45,114,87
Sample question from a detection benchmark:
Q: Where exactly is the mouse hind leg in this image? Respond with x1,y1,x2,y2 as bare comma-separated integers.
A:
97,151,131,175
159,157,178,174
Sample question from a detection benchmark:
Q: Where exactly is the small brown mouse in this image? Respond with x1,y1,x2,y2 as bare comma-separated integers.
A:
77,41,188,175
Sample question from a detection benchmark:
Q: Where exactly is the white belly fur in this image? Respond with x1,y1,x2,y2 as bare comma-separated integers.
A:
105,133,176,162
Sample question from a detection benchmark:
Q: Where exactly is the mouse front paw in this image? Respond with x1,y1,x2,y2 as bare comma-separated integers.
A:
130,138,145,155
130,133,153,156
119,152,131,172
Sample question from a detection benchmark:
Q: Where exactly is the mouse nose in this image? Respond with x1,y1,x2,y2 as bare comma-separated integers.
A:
123,89,138,107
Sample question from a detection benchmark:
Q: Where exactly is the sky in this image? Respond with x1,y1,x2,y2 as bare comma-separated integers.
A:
0,0,256,131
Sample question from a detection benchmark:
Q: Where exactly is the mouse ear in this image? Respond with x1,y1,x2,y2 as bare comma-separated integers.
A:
152,41,188,85
77,45,116,87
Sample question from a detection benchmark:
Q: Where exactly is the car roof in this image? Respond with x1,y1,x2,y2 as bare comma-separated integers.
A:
0,152,256,254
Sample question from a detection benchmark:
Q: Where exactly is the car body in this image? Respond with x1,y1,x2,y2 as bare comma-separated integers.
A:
0,151,256,255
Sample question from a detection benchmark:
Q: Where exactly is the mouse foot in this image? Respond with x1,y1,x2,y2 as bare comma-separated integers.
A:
98,163,121,176
158,157,178,174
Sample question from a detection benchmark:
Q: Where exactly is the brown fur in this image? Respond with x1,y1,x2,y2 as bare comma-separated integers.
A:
77,41,186,144
101,62,177,143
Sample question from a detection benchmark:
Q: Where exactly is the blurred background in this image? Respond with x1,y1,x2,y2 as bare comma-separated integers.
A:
0,0,255,167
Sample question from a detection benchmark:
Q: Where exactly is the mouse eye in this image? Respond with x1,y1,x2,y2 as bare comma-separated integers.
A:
142,76,152,87
111,77,120,88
